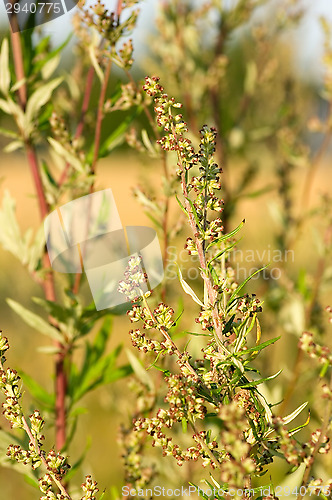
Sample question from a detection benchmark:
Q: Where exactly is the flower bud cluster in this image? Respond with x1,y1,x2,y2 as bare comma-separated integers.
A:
7,443,42,469
81,475,99,500
127,302,175,331
164,373,207,421
143,77,198,171
118,380,156,490
189,126,224,226
184,237,197,255
298,331,332,365
45,449,71,480
273,416,307,466
129,329,174,355
236,294,263,318
80,1,117,39
322,383,332,401
118,255,150,301
50,112,86,168
216,265,238,294
217,402,256,486
272,417,330,469
105,82,143,113
195,308,215,331
0,367,24,429
134,415,218,468
0,331,78,498
307,478,332,496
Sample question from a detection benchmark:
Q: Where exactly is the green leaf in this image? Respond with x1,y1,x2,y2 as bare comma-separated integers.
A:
34,34,71,73
141,129,158,156
175,194,188,217
88,41,104,83
6,298,63,342
208,238,240,265
233,336,281,357
126,349,154,392
32,297,72,325
189,483,210,499
10,78,27,93
0,127,19,139
228,264,269,306
0,98,12,114
96,111,139,160
283,402,308,425
19,371,54,408
3,140,23,153
25,77,63,125
41,54,61,80
206,219,245,250
239,369,282,388
0,39,10,96
176,263,204,307
48,137,85,173
37,345,61,354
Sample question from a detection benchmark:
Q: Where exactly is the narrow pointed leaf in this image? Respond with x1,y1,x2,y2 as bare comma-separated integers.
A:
7,298,63,342
176,264,204,307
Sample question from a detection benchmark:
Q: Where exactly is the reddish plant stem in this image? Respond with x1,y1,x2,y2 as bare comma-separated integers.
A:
58,65,95,186
116,0,123,17
9,28,67,451
26,142,49,218
9,30,27,108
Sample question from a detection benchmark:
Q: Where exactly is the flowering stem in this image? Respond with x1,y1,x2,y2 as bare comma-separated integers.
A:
141,295,220,406
189,419,220,468
170,121,227,351
22,417,71,499
0,356,71,499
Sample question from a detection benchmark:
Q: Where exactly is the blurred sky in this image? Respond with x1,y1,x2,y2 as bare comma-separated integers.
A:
0,0,332,83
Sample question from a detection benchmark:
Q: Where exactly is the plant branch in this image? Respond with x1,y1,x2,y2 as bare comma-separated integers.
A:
21,416,71,499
